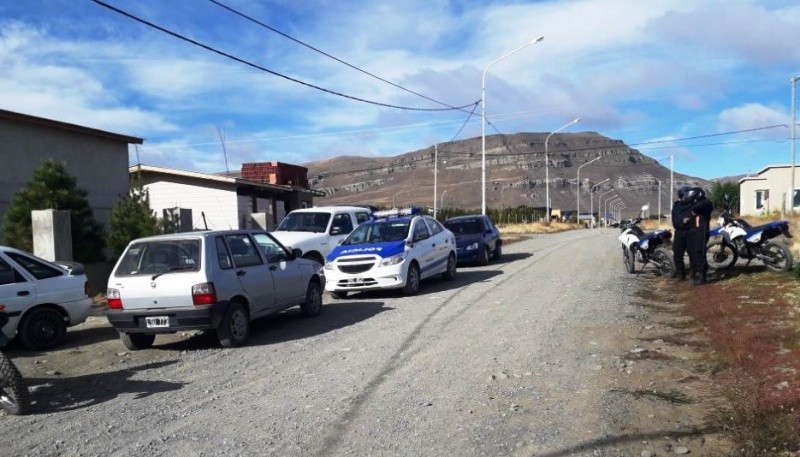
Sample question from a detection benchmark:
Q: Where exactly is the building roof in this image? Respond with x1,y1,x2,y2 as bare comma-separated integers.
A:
130,164,325,196
737,164,800,183
0,108,143,144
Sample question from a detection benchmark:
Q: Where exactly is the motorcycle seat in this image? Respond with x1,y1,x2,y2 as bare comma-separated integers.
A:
741,221,787,236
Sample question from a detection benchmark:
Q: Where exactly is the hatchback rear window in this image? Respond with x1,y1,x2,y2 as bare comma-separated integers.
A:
115,239,202,276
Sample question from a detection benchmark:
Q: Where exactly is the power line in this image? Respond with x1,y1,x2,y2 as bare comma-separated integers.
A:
91,0,479,112
208,0,472,113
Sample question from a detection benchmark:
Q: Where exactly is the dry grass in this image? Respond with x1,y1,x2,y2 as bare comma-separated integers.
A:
660,274,800,454
498,221,580,235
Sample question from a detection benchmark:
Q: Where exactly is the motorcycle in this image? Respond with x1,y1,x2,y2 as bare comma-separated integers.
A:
618,218,676,276
706,209,794,272
0,304,28,415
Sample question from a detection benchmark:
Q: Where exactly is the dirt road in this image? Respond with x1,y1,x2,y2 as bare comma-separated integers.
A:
1,229,717,456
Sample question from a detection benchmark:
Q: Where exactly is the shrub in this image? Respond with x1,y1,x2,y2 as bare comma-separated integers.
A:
1,160,106,262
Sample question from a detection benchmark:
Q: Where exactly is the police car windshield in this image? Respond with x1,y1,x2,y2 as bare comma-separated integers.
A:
443,219,483,235
342,220,410,245
276,212,330,233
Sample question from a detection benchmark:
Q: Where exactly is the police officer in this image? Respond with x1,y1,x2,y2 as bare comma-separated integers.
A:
683,187,713,285
671,187,693,280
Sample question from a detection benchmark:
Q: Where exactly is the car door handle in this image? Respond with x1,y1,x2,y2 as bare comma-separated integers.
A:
17,290,30,296
269,265,278,271
236,270,246,276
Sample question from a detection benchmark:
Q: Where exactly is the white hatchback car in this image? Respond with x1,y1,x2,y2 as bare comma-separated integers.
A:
106,230,324,349
0,246,92,350
324,208,457,297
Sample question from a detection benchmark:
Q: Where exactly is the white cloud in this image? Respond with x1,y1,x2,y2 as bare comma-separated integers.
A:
718,103,788,135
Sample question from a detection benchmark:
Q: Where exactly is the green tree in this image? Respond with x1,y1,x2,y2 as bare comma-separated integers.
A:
709,181,740,214
107,175,163,258
1,160,106,262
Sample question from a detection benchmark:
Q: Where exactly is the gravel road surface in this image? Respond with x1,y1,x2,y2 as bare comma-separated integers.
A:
1,229,705,456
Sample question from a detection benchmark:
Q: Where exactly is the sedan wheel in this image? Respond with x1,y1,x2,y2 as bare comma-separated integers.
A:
479,246,490,265
19,308,67,350
301,281,323,317
217,303,250,348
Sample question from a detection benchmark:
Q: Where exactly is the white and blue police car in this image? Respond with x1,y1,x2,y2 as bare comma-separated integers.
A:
323,208,457,297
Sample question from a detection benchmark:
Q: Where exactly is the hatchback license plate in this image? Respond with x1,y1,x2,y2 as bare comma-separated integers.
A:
145,316,169,328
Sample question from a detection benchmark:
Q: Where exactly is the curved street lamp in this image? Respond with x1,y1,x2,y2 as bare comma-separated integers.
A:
481,36,544,215
607,197,623,226
599,192,618,227
576,155,600,223
545,117,581,220
589,179,610,228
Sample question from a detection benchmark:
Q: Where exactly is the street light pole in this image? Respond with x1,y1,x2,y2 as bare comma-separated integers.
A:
433,144,438,219
576,154,600,224
791,76,799,214
606,197,621,225
589,179,610,228
545,117,581,220
658,180,662,224
481,36,544,216
670,153,674,212
596,188,615,227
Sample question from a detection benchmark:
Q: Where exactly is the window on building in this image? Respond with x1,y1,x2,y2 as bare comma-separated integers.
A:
755,189,768,210
793,188,800,209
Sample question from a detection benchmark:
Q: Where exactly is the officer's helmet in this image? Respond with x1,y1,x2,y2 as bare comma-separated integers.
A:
681,186,704,203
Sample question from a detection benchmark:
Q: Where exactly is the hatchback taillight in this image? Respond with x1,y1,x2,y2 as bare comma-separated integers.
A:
192,282,217,306
107,288,122,309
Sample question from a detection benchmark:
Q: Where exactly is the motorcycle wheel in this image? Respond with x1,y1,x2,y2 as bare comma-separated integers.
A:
653,248,675,277
0,352,28,415
623,247,636,274
762,242,794,272
706,240,737,270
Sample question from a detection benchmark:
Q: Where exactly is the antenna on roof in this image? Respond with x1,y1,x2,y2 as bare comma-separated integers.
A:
216,125,230,174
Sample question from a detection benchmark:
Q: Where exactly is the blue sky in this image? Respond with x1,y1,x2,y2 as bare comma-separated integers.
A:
1,0,799,180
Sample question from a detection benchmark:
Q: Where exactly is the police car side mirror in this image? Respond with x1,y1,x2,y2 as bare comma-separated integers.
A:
291,248,302,260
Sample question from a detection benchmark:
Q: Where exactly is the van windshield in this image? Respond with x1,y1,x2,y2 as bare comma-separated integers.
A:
276,212,331,233
115,239,201,277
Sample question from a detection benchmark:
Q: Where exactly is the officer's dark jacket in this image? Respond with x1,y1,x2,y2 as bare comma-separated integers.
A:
671,200,693,230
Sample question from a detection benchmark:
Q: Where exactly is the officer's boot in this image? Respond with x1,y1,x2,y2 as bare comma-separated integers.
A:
692,269,706,286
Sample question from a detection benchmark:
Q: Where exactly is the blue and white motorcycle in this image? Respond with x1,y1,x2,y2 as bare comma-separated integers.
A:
706,210,793,272
618,218,675,276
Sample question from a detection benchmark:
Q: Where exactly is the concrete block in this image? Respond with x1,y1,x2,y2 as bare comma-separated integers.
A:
32,209,72,261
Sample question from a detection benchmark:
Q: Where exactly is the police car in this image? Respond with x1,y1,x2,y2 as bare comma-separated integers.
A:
323,208,457,297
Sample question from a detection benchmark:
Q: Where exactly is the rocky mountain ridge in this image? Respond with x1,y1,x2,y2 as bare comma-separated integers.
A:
304,132,714,219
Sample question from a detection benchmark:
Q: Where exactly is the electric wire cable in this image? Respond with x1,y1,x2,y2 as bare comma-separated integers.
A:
91,0,478,112
208,0,475,113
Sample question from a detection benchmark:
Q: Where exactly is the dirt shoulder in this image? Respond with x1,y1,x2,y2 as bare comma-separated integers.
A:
627,266,800,456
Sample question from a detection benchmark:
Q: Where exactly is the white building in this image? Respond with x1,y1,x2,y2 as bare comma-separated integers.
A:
132,164,324,231
739,164,800,215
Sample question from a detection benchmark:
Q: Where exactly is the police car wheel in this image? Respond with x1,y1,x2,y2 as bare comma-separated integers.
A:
442,253,456,281
402,262,420,295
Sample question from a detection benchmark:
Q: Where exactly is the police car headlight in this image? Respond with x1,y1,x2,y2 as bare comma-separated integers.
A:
465,242,479,251
380,253,406,266
323,262,334,270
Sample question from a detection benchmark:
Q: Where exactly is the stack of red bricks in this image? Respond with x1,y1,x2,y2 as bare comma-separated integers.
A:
241,162,309,187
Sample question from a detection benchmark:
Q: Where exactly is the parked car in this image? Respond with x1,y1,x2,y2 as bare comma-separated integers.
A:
443,215,502,265
105,230,325,349
0,246,92,350
271,206,373,266
324,208,457,297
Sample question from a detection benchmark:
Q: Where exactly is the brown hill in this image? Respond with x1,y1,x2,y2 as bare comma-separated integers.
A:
304,132,711,219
